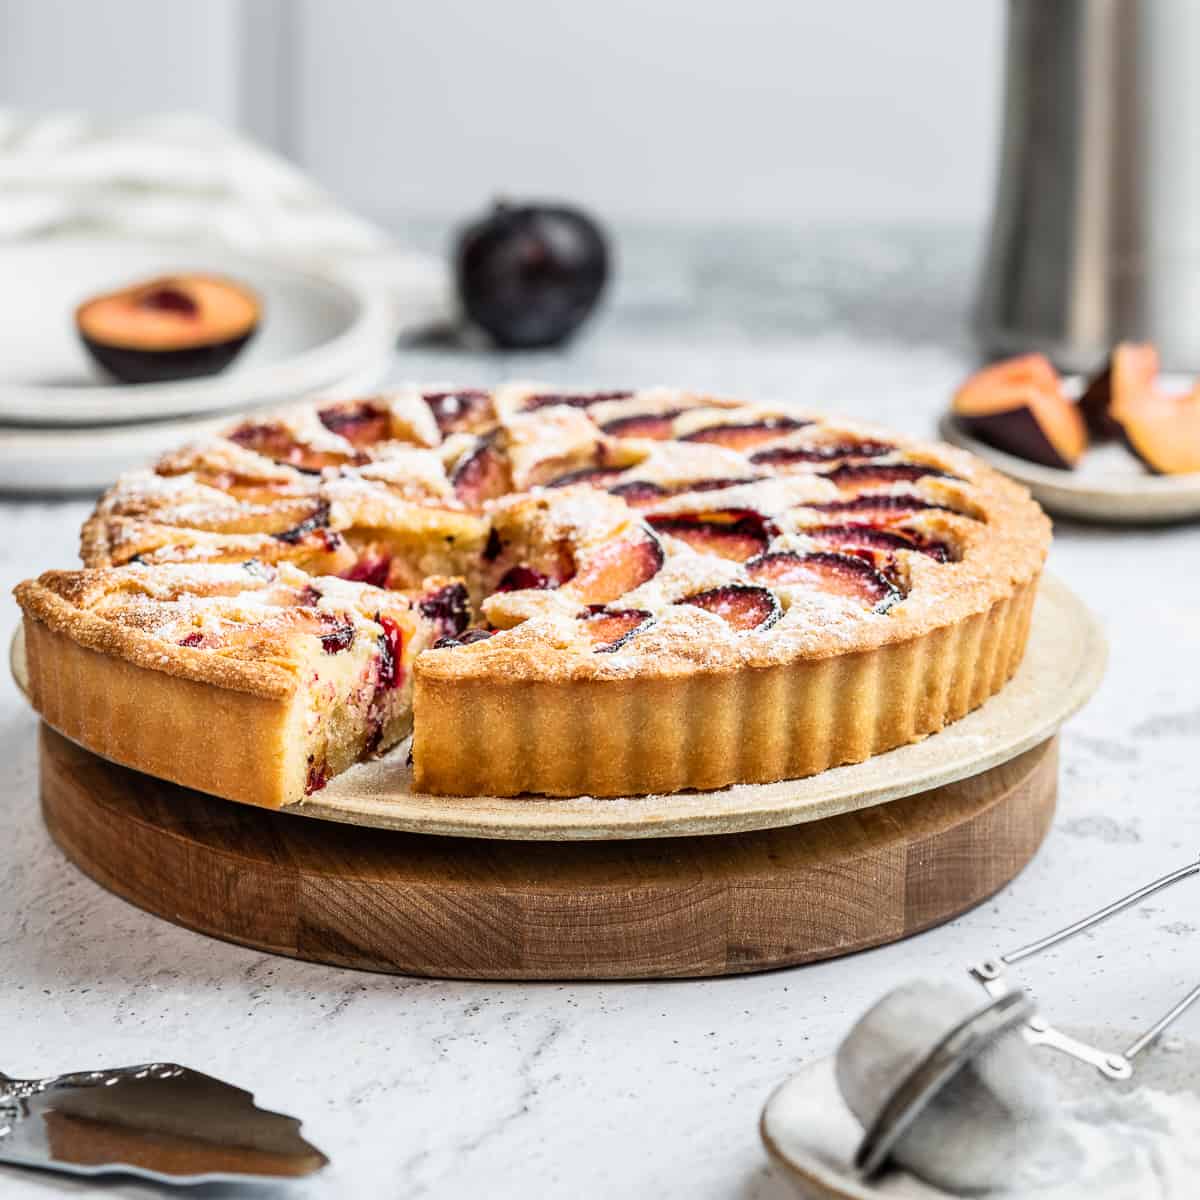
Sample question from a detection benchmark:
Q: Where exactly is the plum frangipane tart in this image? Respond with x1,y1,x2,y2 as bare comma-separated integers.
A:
17,383,1051,805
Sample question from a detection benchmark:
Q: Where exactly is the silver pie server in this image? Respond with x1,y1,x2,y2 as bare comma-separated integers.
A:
0,1062,328,1186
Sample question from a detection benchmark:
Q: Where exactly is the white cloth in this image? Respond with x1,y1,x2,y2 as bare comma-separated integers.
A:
0,111,447,322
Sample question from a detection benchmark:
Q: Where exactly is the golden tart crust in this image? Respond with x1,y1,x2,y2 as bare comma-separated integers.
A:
17,384,1051,805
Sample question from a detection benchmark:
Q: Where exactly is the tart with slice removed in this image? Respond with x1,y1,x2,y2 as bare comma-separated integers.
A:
17,383,1051,804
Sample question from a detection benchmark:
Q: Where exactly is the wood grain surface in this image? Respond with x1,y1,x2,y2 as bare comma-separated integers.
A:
38,725,1058,980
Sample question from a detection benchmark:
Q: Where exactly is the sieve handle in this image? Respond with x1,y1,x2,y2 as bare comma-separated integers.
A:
998,857,1199,967
1124,982,1200,1060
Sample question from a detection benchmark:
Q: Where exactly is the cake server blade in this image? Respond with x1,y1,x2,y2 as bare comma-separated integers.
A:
0,1062,328,1185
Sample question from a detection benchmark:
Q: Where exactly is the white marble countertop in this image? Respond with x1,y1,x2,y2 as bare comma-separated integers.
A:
0,226,1197,1199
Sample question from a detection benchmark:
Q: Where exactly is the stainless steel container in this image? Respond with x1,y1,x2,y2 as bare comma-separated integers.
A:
976,0,1200,371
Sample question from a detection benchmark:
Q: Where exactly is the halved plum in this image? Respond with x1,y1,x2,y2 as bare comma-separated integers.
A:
567,525,664,604
76,274,259,383
452,436,512,506
317,399,392,448
646,509,771,562
681,416,810,451
424,389,494,435
681,584,781,631
745,550,901,613
953,354,1087,470
578,606,654,653
805,523,952,562
600,410,684,440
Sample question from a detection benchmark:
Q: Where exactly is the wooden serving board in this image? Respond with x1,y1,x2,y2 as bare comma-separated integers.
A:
39,726,1058,980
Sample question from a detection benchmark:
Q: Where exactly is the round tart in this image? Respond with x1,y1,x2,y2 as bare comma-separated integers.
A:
15,383,1050,806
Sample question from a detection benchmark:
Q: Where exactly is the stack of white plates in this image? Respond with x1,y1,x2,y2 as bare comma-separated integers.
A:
0,237,411,493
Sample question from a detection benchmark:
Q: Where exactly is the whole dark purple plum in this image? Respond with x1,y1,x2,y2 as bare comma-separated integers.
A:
455,201,609,349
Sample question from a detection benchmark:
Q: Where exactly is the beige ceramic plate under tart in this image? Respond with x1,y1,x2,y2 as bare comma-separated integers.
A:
939,410,1200,525
11,573,1106,841
760,1027,1200,1199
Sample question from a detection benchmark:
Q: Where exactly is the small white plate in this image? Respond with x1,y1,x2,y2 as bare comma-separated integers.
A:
761,1028,1200,1199
940,406,1200,525
0,236,395,426
0,358,391,495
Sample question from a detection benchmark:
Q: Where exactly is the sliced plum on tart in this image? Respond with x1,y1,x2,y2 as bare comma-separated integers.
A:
545,464,630,489
803,523,954,562
495,564,560,592
565,524,664,605
316,399,396,448
422,388,496,435
578,606,654,652
680,584,781,631
646,509,772,562
750,439,894,469
418,580,472,640
600,410,686,440
608,476,759,508
680,415,811,451
821,461,960,493
451,435,513,506
519,389,632,413
808,493,961,524
433,627,495,649
745,550,902,613
228,419,360,473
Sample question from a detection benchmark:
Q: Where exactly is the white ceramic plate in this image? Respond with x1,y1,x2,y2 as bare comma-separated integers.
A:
940,379,1200,525
0,236,395,426
761,1029,1200,1199
0,358,391,495
11,574,1108,841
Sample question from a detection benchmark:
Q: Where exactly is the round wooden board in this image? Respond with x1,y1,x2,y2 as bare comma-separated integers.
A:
11,573,1104,842
38,726,1058,980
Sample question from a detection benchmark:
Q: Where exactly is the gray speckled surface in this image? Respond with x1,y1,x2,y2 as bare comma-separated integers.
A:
0,226,1197,1200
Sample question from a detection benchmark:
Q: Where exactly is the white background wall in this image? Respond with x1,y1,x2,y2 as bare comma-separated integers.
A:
1,0,1004,229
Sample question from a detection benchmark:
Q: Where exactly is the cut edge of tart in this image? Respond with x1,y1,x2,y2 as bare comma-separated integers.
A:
15,562,453,808
15,382,1052,804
